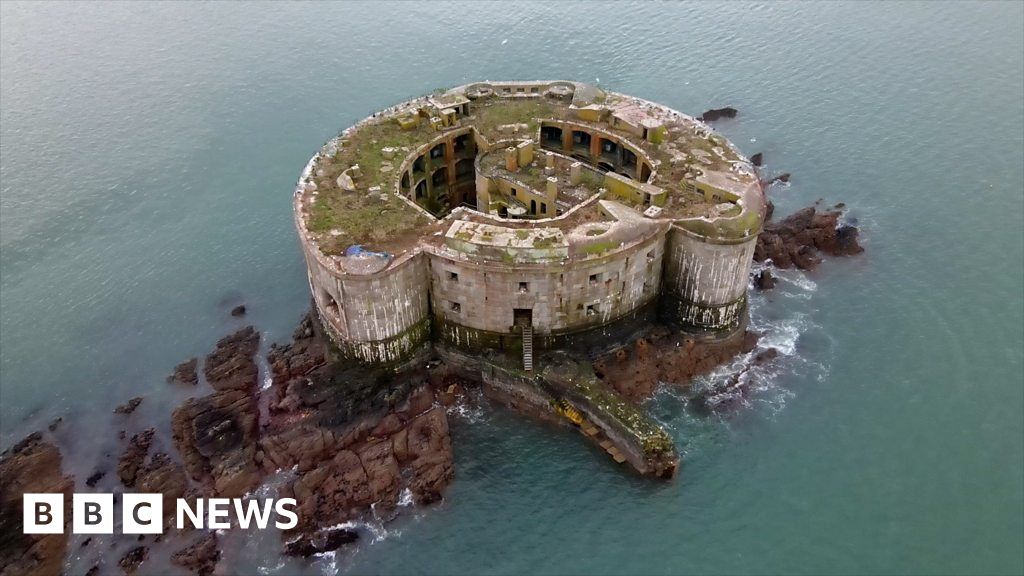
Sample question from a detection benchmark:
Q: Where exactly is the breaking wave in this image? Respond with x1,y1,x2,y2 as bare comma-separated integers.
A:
646,264,832,447
445,386,488,424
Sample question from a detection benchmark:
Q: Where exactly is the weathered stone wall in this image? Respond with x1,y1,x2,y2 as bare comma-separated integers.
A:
661,225,756,332
427,231,665,338
306,251,432,364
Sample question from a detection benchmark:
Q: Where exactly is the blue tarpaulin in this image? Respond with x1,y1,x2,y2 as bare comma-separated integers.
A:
345,245,390,258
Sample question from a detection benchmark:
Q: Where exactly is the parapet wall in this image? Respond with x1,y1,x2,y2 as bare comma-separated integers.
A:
306,249,432,364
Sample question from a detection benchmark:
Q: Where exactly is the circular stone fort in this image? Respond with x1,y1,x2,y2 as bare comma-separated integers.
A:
293,81,766,367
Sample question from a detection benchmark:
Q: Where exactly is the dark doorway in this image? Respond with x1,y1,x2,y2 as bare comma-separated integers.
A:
513,308,533,328
541,125,563,146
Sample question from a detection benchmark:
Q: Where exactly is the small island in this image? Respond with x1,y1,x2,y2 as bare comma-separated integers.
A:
293,81,768,478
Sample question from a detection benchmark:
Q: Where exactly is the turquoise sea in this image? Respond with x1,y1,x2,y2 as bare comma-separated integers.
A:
1,2,1022,574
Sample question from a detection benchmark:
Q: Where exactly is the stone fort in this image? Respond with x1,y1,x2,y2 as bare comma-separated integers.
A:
293,80,765,372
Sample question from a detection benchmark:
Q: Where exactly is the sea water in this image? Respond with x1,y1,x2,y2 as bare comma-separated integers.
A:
1,2,1021,574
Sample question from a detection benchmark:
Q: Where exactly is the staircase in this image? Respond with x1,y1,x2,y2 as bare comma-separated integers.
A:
522,325,534,372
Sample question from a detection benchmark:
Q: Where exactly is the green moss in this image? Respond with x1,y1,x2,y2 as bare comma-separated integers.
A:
532,235,559,249
580,240,619,256
472,99,564,138
307,190,428,254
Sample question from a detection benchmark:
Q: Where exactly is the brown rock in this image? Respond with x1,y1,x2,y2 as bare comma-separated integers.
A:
171,532,220,576
402,407,454,503
595,329,759,401
0,433,73,576
118,429,154,487
754,206,863,270
203,326,260,392
171,388,260,497
118,545,148,574
118,429,187,521
167,358,199,386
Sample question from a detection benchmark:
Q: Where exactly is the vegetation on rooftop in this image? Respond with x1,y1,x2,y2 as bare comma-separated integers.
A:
471,98,565,139
307,187,429,255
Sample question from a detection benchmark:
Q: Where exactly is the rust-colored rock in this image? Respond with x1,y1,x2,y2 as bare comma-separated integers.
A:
594,328,759,400
0,433,73,576
170,532,220,576
118,429,154,487
171,388,260,497
754,206,863,270
167,358,199,386
118,429,187,522
203,326,260,392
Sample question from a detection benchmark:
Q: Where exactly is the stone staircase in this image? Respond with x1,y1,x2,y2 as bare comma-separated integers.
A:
522,325,534,372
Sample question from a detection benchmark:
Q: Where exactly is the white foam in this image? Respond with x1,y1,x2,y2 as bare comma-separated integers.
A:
446,388,488,424
397,488,414,507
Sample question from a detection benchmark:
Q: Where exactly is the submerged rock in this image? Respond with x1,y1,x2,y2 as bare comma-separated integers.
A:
85,470,106,487
693,348,780,412
0,433,74,576
118,545,148,574
114,396,143,415
700,106,738,122
230,304,247,317
284,527,358,558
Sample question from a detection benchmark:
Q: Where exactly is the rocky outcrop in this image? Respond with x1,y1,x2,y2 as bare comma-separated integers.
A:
172,326,261,497
264,314,453,538
750,152,763,167
754,206,863,270
0,433,73,576
203,326,259,392
593,328,759,401
160,313,454,558
118,429,187,523
699,106,738,122
118,429,155,487
167,358,199,386
171,532,220,576
171,388,260,497
761,172,790,187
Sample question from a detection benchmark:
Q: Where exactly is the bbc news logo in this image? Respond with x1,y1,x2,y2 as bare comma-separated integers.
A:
23,494,298,534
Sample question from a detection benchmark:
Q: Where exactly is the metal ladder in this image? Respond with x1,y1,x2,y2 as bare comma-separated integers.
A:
522,325,534,372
